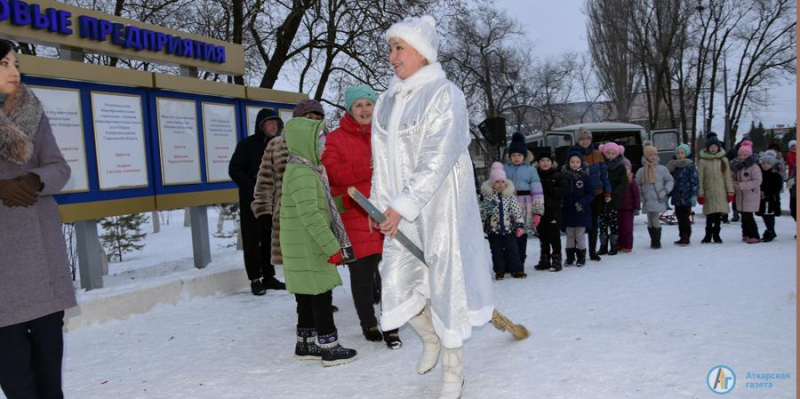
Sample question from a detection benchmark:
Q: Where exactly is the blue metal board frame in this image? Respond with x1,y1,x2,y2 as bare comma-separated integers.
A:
23,75,299,215
146,90,239,197
23,76,155,206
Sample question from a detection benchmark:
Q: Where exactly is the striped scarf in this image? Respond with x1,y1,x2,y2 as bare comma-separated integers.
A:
287,153,353,261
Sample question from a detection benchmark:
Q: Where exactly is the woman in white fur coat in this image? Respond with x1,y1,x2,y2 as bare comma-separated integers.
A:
370,15,494,399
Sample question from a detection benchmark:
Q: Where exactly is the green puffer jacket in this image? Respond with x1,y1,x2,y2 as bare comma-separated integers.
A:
279,118,342,295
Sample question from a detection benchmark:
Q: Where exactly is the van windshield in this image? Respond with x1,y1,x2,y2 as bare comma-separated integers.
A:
546,134,572,148
591,131,641,146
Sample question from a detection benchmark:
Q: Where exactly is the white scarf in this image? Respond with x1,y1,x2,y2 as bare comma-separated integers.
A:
385,62,447,99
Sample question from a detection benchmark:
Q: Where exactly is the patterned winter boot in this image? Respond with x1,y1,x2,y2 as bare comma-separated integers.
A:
295,327,322,361
407,306,441,375
317,331,357,367
438,347,464,399
549,252,562,272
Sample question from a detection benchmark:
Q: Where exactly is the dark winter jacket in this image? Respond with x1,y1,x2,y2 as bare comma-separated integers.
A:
561,164,596,229
229,109,283,211
538,166,569,225
321,113,384,259
569,144,611,197
0,84,76,328
620,177,641,213
731,154,762,213
667,158,699,207
479,180,525,235
757,165,783,217
604,156,628,211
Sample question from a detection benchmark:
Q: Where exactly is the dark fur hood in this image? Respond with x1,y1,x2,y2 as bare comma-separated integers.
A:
0,84,43,165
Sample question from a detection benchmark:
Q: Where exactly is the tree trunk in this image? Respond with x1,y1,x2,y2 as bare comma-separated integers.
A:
259,0,312,88
232,0,244,85
217,209,226,234
151,211,160,233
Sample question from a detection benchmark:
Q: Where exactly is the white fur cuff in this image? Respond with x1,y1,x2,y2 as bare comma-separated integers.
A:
389,194,421,222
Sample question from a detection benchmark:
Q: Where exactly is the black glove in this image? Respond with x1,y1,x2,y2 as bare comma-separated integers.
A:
340,246,357,264
0,179,38,207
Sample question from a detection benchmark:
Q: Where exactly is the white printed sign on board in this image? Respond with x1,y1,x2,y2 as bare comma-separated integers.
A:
30,86,89,193
157,98,201,185
91,92,149,190
202,103,237,182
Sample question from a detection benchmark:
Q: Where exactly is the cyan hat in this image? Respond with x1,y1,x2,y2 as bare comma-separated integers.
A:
675,144,691,158
345,85,377,112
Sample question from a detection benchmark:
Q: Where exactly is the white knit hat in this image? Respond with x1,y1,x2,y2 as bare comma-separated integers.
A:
385,15,438,63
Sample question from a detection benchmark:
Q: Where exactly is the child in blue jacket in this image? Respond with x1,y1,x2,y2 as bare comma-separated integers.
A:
504,132,544,267
561,150,596,267
667,144,699,246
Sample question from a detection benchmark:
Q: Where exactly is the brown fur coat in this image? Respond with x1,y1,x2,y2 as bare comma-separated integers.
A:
251,136,288,264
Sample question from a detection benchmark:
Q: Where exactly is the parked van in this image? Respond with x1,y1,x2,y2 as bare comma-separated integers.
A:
543,122,681,171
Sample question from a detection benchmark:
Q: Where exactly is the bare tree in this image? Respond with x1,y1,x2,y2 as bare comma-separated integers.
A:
627,0,696,131
586,0,638,122
724,0,796,140
440,5,531,120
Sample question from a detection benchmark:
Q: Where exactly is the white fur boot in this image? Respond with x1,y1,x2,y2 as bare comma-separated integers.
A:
407,306,441,374
438,347,464,399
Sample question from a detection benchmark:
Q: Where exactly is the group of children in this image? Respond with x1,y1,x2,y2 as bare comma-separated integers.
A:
480,131,795,277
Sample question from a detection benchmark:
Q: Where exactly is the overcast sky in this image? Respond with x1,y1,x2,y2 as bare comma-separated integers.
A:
496,0,797,133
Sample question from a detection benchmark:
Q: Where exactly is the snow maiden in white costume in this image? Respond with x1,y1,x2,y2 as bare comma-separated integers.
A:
371,15,494,399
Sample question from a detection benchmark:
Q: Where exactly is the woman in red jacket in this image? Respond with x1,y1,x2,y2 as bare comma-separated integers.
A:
321,85,401,349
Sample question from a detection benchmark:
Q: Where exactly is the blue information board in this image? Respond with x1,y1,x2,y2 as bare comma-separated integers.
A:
23,76,298,222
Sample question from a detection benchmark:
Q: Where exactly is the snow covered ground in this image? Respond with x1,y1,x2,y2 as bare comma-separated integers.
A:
4,206,797,399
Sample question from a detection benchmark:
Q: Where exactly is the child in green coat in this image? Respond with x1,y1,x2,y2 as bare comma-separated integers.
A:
280,117,357,367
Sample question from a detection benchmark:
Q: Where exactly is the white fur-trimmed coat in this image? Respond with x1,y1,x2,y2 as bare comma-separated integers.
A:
370,63,494,349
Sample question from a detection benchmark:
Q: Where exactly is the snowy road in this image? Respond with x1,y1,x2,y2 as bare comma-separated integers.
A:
6,214,798,399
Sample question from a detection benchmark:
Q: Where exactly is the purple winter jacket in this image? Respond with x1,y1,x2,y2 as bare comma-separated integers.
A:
619,178,641,212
